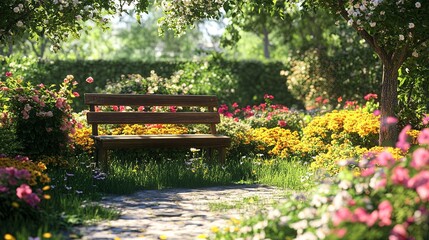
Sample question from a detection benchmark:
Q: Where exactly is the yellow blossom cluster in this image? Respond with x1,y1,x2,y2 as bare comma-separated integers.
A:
299,109,379,156
249,127,301,158
0,157,50,185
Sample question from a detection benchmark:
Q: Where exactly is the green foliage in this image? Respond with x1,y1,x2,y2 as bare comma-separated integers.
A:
398,54,429,129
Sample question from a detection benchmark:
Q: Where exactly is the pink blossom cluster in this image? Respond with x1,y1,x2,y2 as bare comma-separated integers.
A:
330,125,429,239
0,167,41,208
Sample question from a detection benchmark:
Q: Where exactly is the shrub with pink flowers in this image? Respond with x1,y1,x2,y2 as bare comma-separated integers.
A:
212,126,429,239
0,73,84,157
0,155,50,220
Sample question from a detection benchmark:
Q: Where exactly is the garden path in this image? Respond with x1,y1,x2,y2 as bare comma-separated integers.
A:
74,184,288,240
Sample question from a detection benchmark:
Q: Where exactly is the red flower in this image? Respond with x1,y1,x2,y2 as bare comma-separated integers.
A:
72,92,80,97
364,93,378,101
5,72,12,77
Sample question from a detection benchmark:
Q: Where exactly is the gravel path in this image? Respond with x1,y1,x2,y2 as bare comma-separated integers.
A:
74,184,288,240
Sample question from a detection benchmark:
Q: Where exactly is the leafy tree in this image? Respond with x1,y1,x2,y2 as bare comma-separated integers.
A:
158,0,429,146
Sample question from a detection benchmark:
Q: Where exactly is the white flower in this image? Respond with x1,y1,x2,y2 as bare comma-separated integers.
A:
13,7,20,13
409,23,415,29
75,15,82,21
18,3,24,9
416,2,421,8
370,22,376,27
347,19,354,26
412,51,419,57
380,11,385,15
16,21,24,27
399,34,405,41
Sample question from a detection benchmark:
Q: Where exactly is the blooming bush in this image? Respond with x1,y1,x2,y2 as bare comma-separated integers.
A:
211,126,429,239
0,73,82,157
0,155,50,219
249,127,301,159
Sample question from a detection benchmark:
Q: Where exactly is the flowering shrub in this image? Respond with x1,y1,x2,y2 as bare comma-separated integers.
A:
298,108,379,158
211,126,429,239
218,95,306,133
249,127,301,159
1,73,81,157
0,155,50,219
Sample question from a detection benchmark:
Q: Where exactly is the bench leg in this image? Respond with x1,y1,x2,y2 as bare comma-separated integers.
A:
218,148,226,164
96,148,109,173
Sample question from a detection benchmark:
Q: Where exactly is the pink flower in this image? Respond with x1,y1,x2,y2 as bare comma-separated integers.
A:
46,128,53,132
22,110,29,120
333,207,353,226
169,106,176,112
16,184,32,199
378,200,393,226
391,166,410,186
32,95,40,103
361,167,375,177
55,98,66,109
407,171,429,200
364,93,378,101
72,81,78,85
384,116,398,125
37,83,45,88
232,102,239,108
376,151,395,167
278,120,287,127
0,86,9,91
85,77,94,84
337,97,343,103
0,185,8,193
389,223,408,240
72,92,80,97
411,148,429,169
332,228,347,238
45,111,53,117
315,96,323,104
417,129,429,145
5,72,12,77
353,207,368,222
396,125,411,152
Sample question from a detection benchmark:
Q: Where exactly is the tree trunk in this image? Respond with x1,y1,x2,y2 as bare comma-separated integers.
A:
262,25,270,59
379,62,399,146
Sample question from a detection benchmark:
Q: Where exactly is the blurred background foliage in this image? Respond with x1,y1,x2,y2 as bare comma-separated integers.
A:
1,6,427,128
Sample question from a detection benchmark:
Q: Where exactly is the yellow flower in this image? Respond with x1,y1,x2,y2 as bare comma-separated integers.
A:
4,234,16,240
43,194,51,200
42,233,52,239
196,234,207,239
159,235,168,240
42,185,50,191
113,237,121,240
210,226,219,233
11,202,19,208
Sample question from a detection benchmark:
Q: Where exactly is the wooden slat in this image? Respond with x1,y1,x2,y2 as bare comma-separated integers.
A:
92,134,231,149
85,93,218,107
87,112,220,124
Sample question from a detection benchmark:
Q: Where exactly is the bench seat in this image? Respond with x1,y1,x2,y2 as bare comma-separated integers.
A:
92,134,231,149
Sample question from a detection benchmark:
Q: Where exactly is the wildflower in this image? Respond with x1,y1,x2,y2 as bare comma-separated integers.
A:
4,234,16,240
391,166,409,186
378,200,393,226
416,2,421,8
210,226,219,233
364,93,377,101
417,129,429,145
411,148,429,170
42,233,52,239
390,223,408,239
399,35,405,41
409,23,415,29
86,77,94,83
16,184,32,199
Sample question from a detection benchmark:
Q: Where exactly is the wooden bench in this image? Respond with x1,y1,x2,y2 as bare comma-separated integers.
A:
84,93,231,171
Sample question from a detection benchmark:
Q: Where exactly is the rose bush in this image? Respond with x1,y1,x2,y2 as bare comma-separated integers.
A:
0,73,88,157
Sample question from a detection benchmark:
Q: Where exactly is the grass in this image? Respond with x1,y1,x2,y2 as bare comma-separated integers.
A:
1,150,314,239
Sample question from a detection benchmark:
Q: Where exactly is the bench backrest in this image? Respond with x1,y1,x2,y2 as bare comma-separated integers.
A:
84,93,220,136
